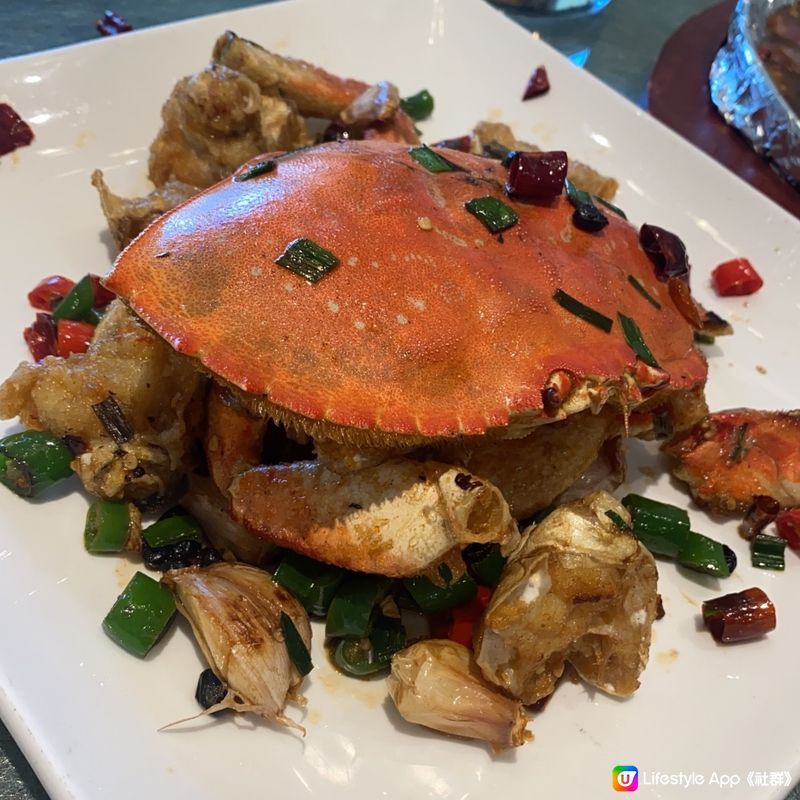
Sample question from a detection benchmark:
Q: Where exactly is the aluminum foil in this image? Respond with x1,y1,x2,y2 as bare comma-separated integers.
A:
710,0,800,187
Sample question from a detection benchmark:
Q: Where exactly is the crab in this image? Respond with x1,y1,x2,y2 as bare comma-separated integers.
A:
97,138,708,577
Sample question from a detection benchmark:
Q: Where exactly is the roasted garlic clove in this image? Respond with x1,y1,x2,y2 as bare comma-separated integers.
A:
387,639,531,751
162,562,312,730
474,490,657,705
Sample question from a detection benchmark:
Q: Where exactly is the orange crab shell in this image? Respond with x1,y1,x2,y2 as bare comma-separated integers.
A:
105,140,707,438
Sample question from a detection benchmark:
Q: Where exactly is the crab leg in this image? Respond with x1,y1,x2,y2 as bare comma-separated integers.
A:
664,409,800,514
212,32,419,140
229,458,519,577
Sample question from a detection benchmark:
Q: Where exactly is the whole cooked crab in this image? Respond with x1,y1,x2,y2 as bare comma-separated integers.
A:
93,138,708,576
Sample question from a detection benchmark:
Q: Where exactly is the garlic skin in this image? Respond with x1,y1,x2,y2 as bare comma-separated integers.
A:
162,562,312,729
474,490,657,705
387,639,531,751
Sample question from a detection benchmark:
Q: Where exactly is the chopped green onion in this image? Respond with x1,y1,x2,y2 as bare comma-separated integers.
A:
618,313,659,368
102,572,176,657
275,237,339,284
693,331,716,345
552,288,613,333
280,611,313,676
464,196,519,234
403,570,476,613
627,275,662,310
52,274,94,323
408,145,462,173
728,423,749,463
622,494,690,557
84,499,135,553
564,178,608,233
325,574,390,639
91,393,132,445
463,543,506,588
400,89,434,121
333,615,406,677
273,551,344,617
605,509,631,531
678,531,730,577
233,159,275,182
595,195,627,220
142,514,204,549
751,533,786,571
0,430,73,498
482,140,513,161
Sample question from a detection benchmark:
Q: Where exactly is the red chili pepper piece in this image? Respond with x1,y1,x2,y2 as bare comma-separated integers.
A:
96,10,133,36
90,274,116,308
27,275,75,312
505,150,567,199
56,320,94,358
431,136,472,152
711,258,764,297
0,103,35,158
702,587,775,643
446,584,492,649
23,313,57,362
775,508,800,551
522,66,550,100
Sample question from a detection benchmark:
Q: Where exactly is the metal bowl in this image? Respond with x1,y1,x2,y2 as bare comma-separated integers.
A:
710,0,800,187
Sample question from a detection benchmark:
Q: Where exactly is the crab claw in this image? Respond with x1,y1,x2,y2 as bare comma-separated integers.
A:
229,458,519,577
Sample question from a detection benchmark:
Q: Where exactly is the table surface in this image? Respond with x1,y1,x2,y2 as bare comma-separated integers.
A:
0,1,798,799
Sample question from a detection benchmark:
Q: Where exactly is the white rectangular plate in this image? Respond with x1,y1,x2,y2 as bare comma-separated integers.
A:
1,1,799,798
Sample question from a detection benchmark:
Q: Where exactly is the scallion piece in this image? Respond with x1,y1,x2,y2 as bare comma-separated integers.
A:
564,178,608,233
702,587,776,643
275,237,339,284
728,423,749,463
273,551,344,617
618,313,659,368
751,533,786,571
693,331,716,345
627,275,662,310
84,499,135,553
325,574,390,639
102,572,176,657
91,393,133,445
52,274,94,323
408,144,462,173
622,494,690,557
233,159,275,182
595,195,627,220
142,514,204,549
332,615,406,677
0,430,74,498
464,196,519,234
605,509,631,531
552,288,613,333
403,570,476,613
280,611,313,676
400,89,434,121
677,531,730,578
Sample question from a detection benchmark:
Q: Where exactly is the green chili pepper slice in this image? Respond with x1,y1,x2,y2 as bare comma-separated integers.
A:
333,615,406,677
84,499,134,553
0,430,73,497
273,551,345,617
325,574,391,639
464,543,506,588
102,572,176,657
142,514,204,549
52,274,94,323
403,570,477,613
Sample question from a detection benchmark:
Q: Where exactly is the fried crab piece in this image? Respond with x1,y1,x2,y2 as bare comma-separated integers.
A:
387,639,531,751
163,562,311,731
0,301,201,502
230,458,519,577
474,491,658,705
148,62,312,189
470,121,619,200
91,170,198,252
663,409,800,514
